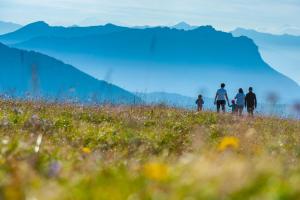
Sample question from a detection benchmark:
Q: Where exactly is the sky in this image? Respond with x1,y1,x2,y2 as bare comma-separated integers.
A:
1,0,300,34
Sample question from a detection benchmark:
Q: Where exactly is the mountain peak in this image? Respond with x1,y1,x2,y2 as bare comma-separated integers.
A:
193,25,216,32
26,21,49,28
175,21,190,27
172,22,197,30
0,21,22,35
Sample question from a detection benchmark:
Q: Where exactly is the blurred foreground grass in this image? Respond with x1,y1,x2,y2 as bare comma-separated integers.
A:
0,100,300,200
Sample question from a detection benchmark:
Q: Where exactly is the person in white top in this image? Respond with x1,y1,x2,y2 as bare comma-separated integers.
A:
214,83,230,113
234,88,245,116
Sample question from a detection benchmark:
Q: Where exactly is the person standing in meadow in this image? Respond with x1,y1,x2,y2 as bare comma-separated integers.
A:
214,83,230,113
235,88,245,116
195,94,204,111
245,87,257,116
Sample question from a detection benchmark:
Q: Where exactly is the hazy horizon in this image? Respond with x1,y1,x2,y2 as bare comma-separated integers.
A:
1,0,300,35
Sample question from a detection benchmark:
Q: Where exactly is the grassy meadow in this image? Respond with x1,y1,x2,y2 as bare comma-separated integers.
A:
0,100,300,200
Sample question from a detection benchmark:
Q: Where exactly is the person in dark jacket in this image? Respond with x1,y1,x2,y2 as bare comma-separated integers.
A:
245,87,257,116
196,94,204,111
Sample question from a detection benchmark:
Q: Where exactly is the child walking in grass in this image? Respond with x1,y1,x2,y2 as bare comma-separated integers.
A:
229,100,237,114
196,95,204,111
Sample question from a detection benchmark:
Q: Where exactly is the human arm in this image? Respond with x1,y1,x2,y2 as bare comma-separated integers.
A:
225,93,230,106
254,94,257,108
214,93,218,105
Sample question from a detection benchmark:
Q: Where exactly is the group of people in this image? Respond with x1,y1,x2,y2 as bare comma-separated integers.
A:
196,83,257,116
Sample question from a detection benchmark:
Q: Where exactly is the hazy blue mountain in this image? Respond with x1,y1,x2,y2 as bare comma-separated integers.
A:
232,28,300,48
0,21,129,44
137,92,214,109
0,42,140,104
171,22,198,30
0,21,22,35
133,22,197,31
232,28,300,85
4,22,300,102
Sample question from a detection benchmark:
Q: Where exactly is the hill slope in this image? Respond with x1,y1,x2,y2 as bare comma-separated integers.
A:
0,21,22,35
0,42,140,104
2,22,300,102
232,28,300,85
0,100,300,199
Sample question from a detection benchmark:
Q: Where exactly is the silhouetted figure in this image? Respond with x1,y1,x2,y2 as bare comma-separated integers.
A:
214,83,229,113
245,87,257,116
229,100,237,114
196,95,204,111
235,88,245,116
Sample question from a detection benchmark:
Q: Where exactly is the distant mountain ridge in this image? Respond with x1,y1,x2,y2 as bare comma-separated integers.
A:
132,22,197,30
1,22,300,102
0,21,22,35
232,28,300,48
137,92,215,109
232,28,300,85
0,42,140,104
0,21,129,44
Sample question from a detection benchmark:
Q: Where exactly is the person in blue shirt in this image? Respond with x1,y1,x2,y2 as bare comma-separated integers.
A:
235,88,246,116
214,83,230,113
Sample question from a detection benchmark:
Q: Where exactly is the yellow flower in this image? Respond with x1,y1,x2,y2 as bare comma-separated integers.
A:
82,147,91,154
218,137,239,151
143,162,168,181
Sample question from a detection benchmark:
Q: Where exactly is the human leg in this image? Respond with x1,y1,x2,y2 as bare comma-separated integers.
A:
238,106,243,116
247,107,254,117
217,101,221,113
218,100,225,113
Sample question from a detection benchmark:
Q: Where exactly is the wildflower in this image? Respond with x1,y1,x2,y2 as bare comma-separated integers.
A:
143,162,168,181
48,161,61,178
218,136,239,151
82,147,91,154
0,158,5,165
2,139,9,145
34,134,43,153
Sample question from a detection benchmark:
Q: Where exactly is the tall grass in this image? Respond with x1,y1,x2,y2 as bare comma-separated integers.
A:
0,100,299,200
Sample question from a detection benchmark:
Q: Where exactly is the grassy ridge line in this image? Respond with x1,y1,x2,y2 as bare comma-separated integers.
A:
0,100,300,200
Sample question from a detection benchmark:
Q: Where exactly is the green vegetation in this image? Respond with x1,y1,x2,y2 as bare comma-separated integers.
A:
0,100,300,200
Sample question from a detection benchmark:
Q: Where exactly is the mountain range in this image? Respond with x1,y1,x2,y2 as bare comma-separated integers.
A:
137,92,213,109
0,21,22,35
133,22,197,31
0,21,128,45
232,28,300,85
0,42,140,104
0,21,299,103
